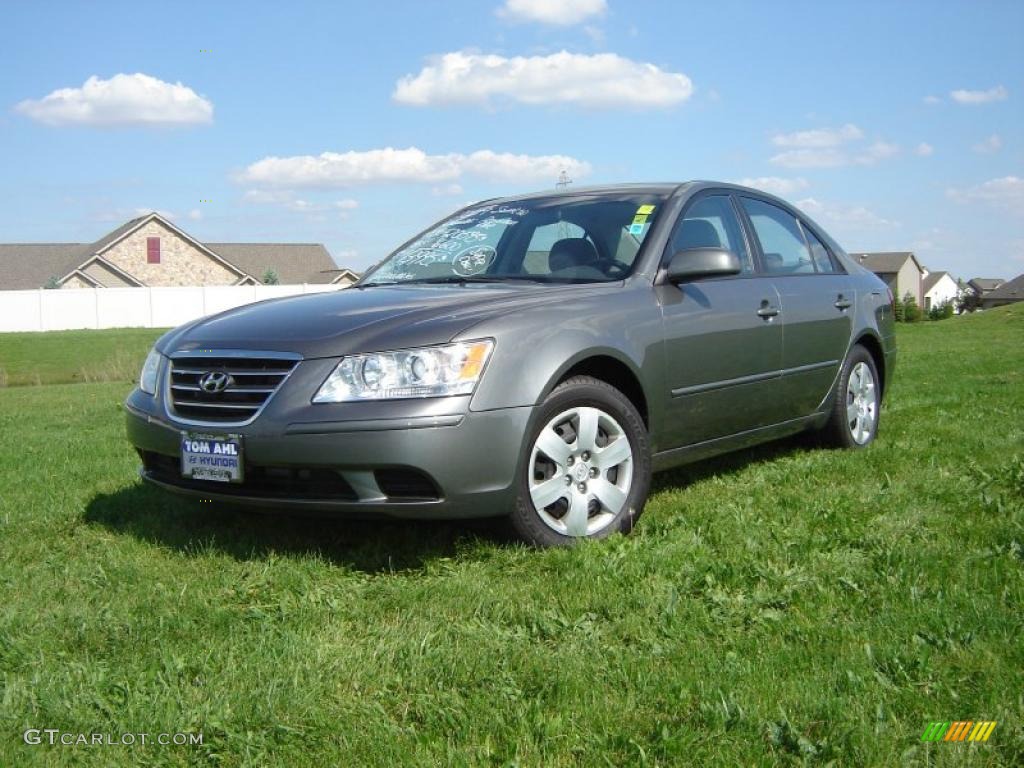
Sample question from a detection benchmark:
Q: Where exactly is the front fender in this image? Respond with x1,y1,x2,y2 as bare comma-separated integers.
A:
461,284,665,416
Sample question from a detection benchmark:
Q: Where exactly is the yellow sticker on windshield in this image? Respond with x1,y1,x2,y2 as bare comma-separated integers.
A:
632,214,648,226
636,204,656,215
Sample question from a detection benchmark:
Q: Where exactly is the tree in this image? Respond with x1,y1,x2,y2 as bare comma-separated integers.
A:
262,268,279,285
956,280,981,313
43,276,61,289
902,291,922,322
892,294,905,322
928,301,955,321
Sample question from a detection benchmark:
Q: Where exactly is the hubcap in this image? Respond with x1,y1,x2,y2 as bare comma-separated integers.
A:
528,406,634,537
846,362,877,445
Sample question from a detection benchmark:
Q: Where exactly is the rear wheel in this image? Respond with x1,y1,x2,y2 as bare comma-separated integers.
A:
510,376,651,547
820,345,881,449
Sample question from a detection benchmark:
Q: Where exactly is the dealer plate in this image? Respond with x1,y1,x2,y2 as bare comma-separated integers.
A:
180,432,244,483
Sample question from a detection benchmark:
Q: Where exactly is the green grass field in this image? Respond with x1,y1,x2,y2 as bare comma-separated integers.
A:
0,326,164,387
1,308,1021,766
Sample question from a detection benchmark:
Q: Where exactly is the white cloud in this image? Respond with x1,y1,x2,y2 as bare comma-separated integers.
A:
770,149,848,169
243,189,359,215
947,176,1024,215
393,51,693,109
796,197,896,230
186,208,203,221
240,146,591,187
771,123,863,148
242,189,291,204
769,126,899,168
431,183,464,196
860,141,900,164
136,207,176,220
950,85,1008,104
497,0,606,25
732,177,809,196
923,95,943,105
972,134,1003,153
584,24,606,44
15,73,213,127
96,207,177,222
915,142,934,156
285,199,359,214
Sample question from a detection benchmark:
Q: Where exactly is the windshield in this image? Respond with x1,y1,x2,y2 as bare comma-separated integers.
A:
361,193,667,286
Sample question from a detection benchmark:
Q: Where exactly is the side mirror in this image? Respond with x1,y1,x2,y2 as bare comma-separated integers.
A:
665,248,742,283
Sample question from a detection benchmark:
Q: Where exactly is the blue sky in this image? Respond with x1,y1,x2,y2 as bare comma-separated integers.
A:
1,0,1022,278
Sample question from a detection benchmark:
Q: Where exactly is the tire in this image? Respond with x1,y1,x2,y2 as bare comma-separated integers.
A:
509,375,651,547
820,345,881,449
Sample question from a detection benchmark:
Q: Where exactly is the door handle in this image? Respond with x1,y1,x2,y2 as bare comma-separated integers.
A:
835,295,852,310
757,301,780,319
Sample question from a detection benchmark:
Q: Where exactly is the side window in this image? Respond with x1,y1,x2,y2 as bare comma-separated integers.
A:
740,198,814,275
803,225,836,273
668,195,753,273
523,221,589,274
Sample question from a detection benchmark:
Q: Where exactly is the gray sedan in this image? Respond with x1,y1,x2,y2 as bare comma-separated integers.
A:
126,182,896,546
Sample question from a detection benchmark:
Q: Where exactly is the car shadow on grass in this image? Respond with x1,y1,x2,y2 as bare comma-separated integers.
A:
649,432,820,494
83,433,819,572
82,483,514,574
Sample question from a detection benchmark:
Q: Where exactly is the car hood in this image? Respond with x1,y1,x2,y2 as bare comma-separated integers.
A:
159,283,615,359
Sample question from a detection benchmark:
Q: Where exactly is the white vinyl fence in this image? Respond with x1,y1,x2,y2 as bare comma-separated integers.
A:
0,284,346,333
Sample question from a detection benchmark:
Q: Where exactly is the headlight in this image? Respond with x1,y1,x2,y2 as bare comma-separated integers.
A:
313,339,494,402
139,349,163,395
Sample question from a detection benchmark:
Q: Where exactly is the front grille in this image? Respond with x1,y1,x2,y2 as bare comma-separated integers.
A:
168,353,299,424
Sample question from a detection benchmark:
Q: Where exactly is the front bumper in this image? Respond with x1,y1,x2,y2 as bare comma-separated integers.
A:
125,394,531,519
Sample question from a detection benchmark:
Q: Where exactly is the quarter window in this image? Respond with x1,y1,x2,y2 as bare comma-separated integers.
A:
740,198,814,274
669,195,753,273
803,225,836,273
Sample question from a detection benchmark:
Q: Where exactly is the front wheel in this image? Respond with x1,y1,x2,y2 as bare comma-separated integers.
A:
820,345,881,449
510,376,651,547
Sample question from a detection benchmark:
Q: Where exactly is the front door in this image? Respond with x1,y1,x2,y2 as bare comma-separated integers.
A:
659,194,785,448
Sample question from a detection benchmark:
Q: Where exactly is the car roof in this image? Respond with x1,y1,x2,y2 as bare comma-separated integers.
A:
481,181,789,205
481,182,688,204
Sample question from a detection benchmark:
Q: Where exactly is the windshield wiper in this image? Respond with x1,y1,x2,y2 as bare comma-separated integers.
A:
355,280,405,288
400,275,550,285
358,275,563,288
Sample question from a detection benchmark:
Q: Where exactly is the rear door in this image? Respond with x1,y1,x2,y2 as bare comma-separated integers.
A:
738,197,854,420
658,193,785,448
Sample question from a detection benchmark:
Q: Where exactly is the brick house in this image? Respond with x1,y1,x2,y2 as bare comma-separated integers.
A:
0,212,358,290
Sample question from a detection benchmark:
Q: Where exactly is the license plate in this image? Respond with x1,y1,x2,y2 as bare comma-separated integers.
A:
180,432,244,483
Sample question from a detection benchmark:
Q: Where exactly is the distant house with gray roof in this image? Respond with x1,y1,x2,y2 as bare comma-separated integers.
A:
967,277,1005,298
0,212,358,290
851,251,925,306
979,273,1024,309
